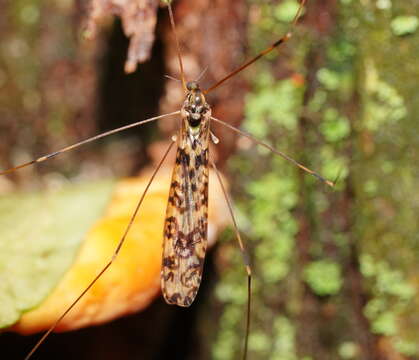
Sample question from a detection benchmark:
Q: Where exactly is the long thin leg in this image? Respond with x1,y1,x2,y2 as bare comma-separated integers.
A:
204,0,307,94
23,140,176,360
210,159,252,360
211,116,335,187
1,111,179,176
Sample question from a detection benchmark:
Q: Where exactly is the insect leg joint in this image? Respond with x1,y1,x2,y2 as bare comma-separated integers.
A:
210,131,219,144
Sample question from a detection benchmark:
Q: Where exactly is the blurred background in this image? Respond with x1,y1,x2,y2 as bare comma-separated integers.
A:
1,0,419,359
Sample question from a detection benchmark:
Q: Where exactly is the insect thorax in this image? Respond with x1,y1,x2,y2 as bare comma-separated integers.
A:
181,81,211,136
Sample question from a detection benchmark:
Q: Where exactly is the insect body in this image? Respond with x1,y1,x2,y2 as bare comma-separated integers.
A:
162,81,211,306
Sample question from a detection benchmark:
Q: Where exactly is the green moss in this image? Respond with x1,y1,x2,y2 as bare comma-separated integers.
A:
303,260,343,296
338,342,358,359
273,0,301,23
391,15,419,36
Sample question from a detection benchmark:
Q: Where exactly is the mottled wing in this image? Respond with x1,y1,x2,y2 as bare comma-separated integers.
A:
161,132,209,307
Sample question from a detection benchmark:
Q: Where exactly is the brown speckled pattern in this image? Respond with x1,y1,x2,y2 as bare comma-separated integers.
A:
161,86,211,307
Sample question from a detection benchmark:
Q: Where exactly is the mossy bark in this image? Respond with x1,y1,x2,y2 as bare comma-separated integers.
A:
211,1,419,359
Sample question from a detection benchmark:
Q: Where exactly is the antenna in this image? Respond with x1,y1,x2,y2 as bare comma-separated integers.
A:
166,1,187,91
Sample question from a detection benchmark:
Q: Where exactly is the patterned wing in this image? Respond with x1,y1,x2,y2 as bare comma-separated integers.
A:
161,133,209,307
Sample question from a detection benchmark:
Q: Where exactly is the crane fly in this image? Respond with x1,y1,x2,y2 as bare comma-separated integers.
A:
0,0,335,359
162,80,212,306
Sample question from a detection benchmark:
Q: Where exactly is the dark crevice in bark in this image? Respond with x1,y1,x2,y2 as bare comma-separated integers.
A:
343,90,383,360
97,15,166,174
295,43,330,360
